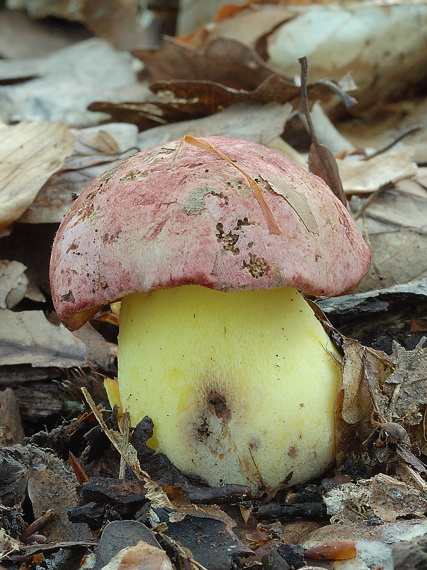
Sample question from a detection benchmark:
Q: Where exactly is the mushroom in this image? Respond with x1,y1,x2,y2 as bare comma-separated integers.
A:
50,136,370,496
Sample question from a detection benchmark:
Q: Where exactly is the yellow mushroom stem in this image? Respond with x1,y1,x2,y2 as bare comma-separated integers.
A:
105,285,341,496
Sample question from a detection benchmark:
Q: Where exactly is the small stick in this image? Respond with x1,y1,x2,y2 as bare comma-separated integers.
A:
364,126,421,160
354,182,393,220
176,134,282,235
21,510,56,543
299,57,348,208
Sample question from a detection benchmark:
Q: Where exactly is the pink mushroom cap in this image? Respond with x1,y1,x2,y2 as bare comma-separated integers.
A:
50,136,371,330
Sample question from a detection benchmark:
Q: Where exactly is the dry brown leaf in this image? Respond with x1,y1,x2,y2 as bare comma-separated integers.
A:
356,179,427,292
308,143,347,207
28,467,91,542
133,36,282,90
0,39,139,125
339,338,391,427
100,541,174,570
324,473,427,523
339,148,418,195
132,37,341,124
20,122,139,224
335,338,392,465
0,121,74,229
370,473,427,522
89,74,316,129
259,173,319,234
0,310,109,368
0,260,28,309
0,529,22,561
136,103,293,151
150,74,310,113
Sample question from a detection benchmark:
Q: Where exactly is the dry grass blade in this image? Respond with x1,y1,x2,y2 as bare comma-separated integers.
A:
158,533,209,570
81,387,172,508
181,134,282,235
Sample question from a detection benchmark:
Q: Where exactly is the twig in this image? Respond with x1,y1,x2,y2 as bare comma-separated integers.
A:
354,182,394,220
364,126,422,160
299,57,321,149
20,510,56,543
299,57,348,208
314,78,358,110
118,412,130,479
81,387,172,508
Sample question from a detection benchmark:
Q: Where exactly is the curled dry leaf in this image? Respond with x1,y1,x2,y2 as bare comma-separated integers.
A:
308,143,347,208
0,260,28,309
0,310,109,368
337,338,391,431
324,473,427,523
99,541,173,570
339,148,418,195
191,1,427,111
133,36,287,90
336,335,427,476
20,122,139,224
132,36,340,117
0,121,74,229
0,39,139,125
89,73,330,130
0,528,21,561
136,103,293,151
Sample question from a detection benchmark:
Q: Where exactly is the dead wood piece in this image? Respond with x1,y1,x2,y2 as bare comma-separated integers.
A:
0,388,25,445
